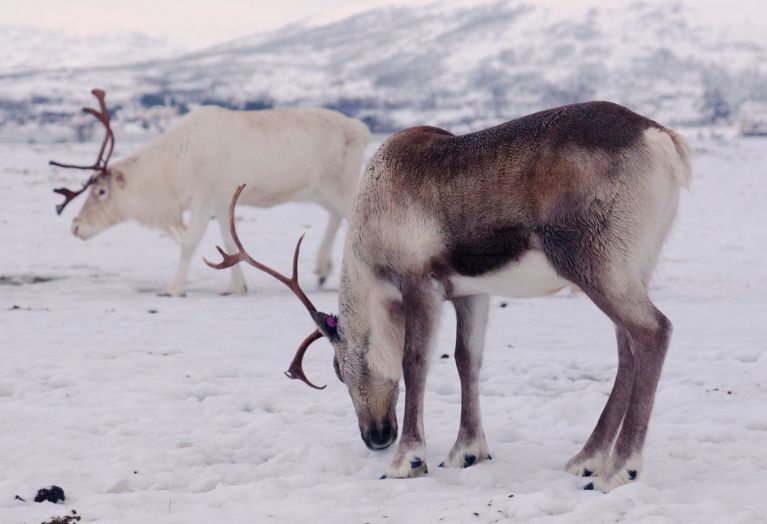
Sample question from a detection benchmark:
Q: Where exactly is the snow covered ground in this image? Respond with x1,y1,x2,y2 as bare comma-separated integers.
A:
1,134,766,523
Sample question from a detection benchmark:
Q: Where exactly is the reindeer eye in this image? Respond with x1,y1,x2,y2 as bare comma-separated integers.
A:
333,355,344,383
98,188,107,196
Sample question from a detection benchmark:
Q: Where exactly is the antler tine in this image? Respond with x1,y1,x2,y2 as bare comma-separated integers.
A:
53,186,90,216
284,329,326,390
89,89,115,167
204,184,319,314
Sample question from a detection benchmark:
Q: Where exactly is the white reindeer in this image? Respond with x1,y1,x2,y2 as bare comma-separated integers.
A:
210,101,691,492
51,89,369,296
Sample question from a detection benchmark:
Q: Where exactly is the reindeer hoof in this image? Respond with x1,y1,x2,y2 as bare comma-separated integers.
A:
158,291,186,298
442,438,490,468
565,450,608,477
220,287,247,296
318,276,327,287
385,451,428,478
581,453,643,492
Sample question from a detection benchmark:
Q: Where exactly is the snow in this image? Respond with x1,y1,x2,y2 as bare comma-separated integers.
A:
1,134,767,523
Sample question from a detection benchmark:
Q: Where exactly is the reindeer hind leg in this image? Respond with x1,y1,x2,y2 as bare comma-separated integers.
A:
565,325,635,477
581,286,671,492
216,208,247,295
540,216,671,491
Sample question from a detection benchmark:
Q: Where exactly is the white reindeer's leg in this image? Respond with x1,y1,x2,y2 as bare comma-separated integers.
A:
162,209,209,297
441,294,491,468
581,289,671,492
315,210,342,287
383,279,441,479
216,209,247,295
566,326,635,477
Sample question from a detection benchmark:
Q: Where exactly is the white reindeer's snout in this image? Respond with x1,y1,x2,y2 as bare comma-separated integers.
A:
70,216,99,240
71,218,83,239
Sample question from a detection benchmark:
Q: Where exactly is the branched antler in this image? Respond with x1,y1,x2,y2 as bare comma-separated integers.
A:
50,88,115,215
205,184,328,389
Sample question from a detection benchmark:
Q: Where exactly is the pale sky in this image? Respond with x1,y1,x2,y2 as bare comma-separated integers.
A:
3,0,425,49
4,0,765,50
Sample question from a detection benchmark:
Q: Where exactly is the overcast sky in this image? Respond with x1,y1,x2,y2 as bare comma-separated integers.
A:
5,0,766,50
3,0,423,48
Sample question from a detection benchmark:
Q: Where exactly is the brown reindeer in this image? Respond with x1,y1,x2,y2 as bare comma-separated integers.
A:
209,101,691,492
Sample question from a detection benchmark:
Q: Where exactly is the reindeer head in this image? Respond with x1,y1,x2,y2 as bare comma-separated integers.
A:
206,185,400,451
50,88,125,239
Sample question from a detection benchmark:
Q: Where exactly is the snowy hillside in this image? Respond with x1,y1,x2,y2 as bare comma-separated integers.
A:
0,26,182,76
1,0,766,141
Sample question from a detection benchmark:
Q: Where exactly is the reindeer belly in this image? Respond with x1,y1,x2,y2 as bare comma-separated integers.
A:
448,250,571,298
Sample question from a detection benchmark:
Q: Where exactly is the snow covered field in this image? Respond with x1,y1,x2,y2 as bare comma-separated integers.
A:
1,135,766,523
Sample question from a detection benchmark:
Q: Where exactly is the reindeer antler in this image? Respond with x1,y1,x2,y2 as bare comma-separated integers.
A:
50,88,115,215
205,184,328,389
284,329,326,390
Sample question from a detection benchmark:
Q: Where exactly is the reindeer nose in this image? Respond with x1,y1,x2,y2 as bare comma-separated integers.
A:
363,421,397,451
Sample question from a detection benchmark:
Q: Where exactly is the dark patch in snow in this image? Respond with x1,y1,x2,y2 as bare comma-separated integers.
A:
34,485,65,503
41,509,81,524
0,274,63,286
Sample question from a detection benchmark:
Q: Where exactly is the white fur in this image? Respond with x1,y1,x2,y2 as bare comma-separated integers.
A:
366,279,405,381
449,250,571,298
71,106,370,295
606,128,689,300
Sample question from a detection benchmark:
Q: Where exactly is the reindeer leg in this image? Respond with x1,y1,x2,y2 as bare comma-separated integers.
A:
441,294,491,468
566,326,635,477
315,210,342,287
216,209,247,295
383,279,441,478
162,208,208,297
574,285,671,492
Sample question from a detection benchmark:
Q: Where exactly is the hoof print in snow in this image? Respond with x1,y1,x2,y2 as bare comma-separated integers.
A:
35,485,65,503
628,470,637,480
410,458,423,469
583,482,594,491
463,454,476,468
583,468,593,477
41,509,81,524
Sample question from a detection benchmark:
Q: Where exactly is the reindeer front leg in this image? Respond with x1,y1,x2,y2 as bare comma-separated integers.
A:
163,208,209,297
383,279,441,478
441,294,491,468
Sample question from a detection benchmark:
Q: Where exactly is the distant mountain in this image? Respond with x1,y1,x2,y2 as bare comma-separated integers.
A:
1,0,765,142
0,26,182,75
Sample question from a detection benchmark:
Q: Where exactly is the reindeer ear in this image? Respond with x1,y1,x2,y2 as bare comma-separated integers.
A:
311,311,340,342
